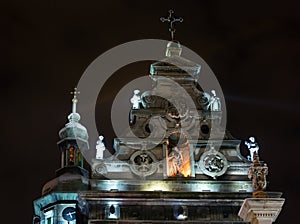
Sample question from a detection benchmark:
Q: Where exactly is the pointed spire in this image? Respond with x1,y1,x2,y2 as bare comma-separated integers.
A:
70,87,80,113
68,87,81,123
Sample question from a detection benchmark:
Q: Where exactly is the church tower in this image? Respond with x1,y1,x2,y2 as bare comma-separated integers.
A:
33,88,89,224
33,10,284,224
56,88,89,177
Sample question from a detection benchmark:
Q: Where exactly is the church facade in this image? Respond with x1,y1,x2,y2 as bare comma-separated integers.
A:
33,11,284,224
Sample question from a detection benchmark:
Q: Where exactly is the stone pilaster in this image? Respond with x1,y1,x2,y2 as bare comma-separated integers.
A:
238,198,285,224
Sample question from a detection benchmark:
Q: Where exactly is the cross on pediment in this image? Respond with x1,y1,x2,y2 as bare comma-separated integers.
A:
160,10,183,40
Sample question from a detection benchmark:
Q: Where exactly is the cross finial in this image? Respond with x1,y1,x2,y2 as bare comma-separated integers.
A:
70,87,80,113
160,10,183,40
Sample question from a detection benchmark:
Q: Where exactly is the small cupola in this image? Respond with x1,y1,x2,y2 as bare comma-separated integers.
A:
56,87,89,177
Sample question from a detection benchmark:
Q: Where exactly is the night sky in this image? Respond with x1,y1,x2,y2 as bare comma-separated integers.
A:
2,1,299,223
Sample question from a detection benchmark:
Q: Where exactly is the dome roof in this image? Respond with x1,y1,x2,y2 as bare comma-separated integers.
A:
58,112,89,141
58,88,89,141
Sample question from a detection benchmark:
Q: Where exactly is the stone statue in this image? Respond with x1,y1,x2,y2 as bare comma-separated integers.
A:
245,136,259,162
248,151,268,197
207,90,221,111
130,89,142,109
96,135,106,159
168,146,183,176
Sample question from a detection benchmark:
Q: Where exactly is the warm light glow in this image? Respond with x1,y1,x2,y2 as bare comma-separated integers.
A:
69,146,75,163
143,182,170,191
181,161,191,177
166,140,191,177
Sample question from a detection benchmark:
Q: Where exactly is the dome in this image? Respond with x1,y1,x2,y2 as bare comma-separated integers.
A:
58,88,89,141
58,112,89,141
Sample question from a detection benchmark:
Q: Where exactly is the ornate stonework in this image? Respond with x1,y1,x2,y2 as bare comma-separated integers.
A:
238,198,285,224
33,11,284,224
248,152,269,198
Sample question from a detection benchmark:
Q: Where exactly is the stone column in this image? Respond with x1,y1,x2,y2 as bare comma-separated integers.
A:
238,198,285,224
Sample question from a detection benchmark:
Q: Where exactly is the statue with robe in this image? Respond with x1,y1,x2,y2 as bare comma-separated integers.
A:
207,90,221,111
130,89,142,109
96,135,106,159
245,136,259,162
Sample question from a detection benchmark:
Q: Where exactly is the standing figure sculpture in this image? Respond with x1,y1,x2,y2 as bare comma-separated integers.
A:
168,146,183,176
248,151,268,197
130,89,142,109
245,136,259,162
207,90,221,111
96,135,106,160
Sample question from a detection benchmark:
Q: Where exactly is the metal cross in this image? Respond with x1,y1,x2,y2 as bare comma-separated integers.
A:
160,10,183,40
70,87,80,100
70,87,80,113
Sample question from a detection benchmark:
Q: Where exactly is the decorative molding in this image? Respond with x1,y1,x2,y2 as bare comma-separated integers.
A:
238,198,285,224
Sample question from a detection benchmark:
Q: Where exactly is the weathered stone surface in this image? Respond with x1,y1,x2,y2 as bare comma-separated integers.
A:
238,198,285,224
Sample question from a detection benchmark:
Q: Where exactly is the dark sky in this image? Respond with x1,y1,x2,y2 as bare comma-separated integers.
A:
2,1,299,223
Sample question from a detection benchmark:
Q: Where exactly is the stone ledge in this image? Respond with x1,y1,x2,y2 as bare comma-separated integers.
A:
238,198,285,224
